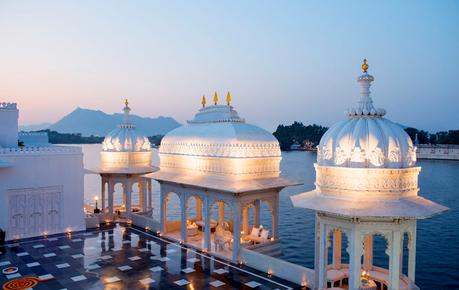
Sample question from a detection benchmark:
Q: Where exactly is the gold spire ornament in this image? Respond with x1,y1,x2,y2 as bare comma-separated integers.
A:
124,99,129,107
213,92,218,105
226,91,231,106
362,58,369,73
201,95,206,108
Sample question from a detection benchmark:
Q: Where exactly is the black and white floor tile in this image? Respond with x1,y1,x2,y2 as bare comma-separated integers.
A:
0,224,302,289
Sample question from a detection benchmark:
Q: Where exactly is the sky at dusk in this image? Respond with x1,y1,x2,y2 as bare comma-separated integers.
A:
0,0,458,132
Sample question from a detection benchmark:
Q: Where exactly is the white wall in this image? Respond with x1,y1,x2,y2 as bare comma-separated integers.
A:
240,247,315,288
0,146,85,240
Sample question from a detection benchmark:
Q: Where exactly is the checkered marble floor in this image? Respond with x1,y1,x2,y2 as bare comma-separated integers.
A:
0,224,302,289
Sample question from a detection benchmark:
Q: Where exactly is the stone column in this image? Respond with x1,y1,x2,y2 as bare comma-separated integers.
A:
232,202,241,262
148,179,152,210
180,194,187,242
108,180,115,220
272,195,280,239
253,200,260,227
140,179,147,212
242,205,249,235
218,201,225,225
101,177,106,211
348,230,363,290
125,180,132,218
196,197,203,221
314,215,320,290
204,196,211,251
159,189,166,233
408,223,417,281
317,222,327,289
332,229,342,269
389,230,402,290
363,234,373,271
123,183,126,206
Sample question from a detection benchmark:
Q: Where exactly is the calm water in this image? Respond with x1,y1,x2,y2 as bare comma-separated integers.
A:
80,144,459,289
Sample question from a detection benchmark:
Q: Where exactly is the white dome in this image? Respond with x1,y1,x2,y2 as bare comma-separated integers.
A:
102,125,151,152
317,70,416,168
102,103,151,152
159,102,281,177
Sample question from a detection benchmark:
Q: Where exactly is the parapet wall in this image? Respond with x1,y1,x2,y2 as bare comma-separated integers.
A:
0,145,82,155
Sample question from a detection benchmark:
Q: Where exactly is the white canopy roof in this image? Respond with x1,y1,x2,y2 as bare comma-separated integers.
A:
291,189,448,219
145,170,301,194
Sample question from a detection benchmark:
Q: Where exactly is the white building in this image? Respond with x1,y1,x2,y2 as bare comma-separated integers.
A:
0,102,85,241
145,93,299,262
291,60,448,290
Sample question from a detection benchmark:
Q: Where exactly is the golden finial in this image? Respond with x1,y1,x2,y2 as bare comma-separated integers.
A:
124,98,129,107
362,58,369,73
226,91,231,106
201,95,206,108
213,91,218,105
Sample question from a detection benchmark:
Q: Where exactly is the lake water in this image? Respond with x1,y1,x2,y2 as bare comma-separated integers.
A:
80,144,459,289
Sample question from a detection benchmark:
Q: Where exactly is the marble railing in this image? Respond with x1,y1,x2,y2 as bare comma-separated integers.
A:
0,145,81,155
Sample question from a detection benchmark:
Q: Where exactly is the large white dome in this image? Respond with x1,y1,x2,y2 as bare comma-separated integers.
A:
317,68,416,169
159,99,281,177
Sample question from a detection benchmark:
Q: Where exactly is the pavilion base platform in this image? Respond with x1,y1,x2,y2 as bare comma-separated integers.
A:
324,264,419,290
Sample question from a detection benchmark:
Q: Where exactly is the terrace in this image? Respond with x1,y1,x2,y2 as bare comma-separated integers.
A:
0,223,301,290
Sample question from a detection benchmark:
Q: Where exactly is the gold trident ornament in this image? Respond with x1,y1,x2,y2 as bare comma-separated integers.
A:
362,58,369,73
201,95,206,108
226,91,231,106
124,99,129,107
213,92,218,105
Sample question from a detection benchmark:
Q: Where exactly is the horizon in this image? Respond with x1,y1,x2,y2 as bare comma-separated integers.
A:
1,1,459,132
17,105,459,135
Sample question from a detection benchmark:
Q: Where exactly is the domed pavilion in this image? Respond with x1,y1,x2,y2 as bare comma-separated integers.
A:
97,100,156,220
291,60,448,290
145,93,299,262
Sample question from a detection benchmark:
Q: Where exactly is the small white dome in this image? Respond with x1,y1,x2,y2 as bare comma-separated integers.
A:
102,102,151,152
317,71,416,168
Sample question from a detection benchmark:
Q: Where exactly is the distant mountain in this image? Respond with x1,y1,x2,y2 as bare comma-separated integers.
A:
19,123,52,132
46,107,180,137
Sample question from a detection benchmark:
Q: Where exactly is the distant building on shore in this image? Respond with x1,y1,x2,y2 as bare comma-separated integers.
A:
416,144,459,160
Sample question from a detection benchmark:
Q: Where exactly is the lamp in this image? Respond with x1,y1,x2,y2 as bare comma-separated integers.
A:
94,195,101,214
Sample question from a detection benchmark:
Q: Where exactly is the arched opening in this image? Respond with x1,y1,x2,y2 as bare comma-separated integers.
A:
241,199,276,245
163,192,181,234
210,200,234,256
372,233,389,269
112,182,126,219
131,181,140,212
183,195,203,243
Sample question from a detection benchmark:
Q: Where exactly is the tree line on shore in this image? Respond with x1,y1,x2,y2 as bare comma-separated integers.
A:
273,122,459,151
30,126,459,150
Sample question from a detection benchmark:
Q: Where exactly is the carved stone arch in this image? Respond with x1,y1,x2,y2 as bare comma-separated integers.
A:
163,191,182,205
368,230,391,256
184,193,203,217
258,197,276,216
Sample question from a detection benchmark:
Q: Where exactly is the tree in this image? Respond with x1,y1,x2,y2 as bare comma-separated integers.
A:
273,122,328,151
